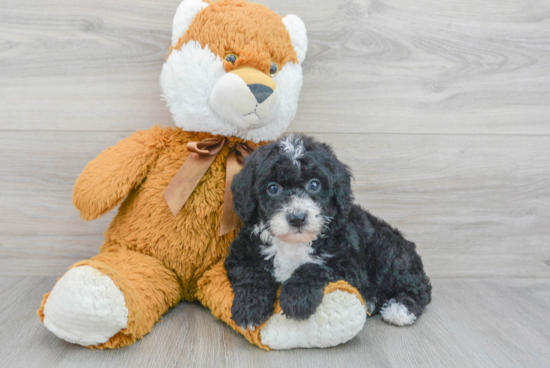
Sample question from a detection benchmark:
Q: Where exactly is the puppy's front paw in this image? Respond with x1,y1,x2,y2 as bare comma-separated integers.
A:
279,282,324,320
231,289,275,330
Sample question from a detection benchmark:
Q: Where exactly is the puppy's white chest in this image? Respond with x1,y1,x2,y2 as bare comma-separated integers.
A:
261,237,323,283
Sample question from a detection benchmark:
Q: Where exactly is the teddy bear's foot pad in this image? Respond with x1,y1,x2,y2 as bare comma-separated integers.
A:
43,266,128,346
260,289,366,349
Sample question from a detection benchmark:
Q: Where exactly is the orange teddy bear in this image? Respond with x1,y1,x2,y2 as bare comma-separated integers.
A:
37,0,367,350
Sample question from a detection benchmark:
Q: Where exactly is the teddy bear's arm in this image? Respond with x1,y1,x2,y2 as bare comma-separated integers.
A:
73,130,163,220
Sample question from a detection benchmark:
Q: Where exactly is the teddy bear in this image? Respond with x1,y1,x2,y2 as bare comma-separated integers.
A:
37,0,368,350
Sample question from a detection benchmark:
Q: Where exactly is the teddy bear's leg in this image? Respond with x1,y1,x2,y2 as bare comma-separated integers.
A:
37,249,182,349
196,261,367,350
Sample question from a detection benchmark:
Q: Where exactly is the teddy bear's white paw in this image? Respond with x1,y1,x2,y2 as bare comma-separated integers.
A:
380,299,417,326
260,289,366,349
43,266,128,346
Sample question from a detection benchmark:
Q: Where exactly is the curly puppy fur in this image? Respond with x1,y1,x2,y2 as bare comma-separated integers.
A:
225,135,432,329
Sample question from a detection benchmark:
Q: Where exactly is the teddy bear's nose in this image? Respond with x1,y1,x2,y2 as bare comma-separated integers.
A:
248,84,273,104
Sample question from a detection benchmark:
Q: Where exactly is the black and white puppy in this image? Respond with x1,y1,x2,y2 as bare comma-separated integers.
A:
226,135,431,330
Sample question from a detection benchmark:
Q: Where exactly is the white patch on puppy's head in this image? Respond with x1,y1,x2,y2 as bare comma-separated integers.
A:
279,135,305,167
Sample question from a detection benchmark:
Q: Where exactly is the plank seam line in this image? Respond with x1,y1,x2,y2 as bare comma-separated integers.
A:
1,130,550,137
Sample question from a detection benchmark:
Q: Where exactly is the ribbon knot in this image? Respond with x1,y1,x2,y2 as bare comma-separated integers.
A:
163,137,258,236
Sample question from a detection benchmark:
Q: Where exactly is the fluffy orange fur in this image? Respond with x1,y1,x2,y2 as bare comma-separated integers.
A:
39,127,254,347
38,0,364,350
172,0,298,74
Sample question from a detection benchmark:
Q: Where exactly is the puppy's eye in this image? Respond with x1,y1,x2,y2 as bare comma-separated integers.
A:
267,182,281,196
269,62,279,76
225,53,238,64
306,179,321,194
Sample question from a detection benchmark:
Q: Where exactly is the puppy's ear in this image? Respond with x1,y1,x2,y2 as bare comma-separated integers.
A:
332,160,354,216
231,153,258,224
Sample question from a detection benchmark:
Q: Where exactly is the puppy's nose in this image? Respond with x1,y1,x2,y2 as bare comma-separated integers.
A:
287,212,308,227
248,84,273,104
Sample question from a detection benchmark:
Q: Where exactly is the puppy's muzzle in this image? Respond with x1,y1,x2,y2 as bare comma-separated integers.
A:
269,195,324,244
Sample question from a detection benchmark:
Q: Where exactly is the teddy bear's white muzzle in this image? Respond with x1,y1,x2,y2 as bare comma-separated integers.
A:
209,69,280,131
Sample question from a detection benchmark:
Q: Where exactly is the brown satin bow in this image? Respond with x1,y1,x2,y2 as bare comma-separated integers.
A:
163,137,257,236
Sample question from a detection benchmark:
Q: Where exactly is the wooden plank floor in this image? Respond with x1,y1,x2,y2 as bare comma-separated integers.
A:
1,277,550,368
1,0,549,366
1,131,549,278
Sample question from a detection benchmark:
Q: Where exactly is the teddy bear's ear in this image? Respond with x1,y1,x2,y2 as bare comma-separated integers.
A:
171,0,210,46
282,14,308,64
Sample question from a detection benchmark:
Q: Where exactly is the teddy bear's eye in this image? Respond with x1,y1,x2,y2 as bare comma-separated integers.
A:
225,54,238,64
269,62,279,76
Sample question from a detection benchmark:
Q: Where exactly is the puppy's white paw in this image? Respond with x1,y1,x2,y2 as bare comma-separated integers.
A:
260,290,366,349
43,266,128,346
380,299,417,326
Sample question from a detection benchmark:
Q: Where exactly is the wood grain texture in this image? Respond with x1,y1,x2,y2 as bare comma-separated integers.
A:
1,0,549,365
1,277,549,368
1,0,549,134
1,131,549,277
